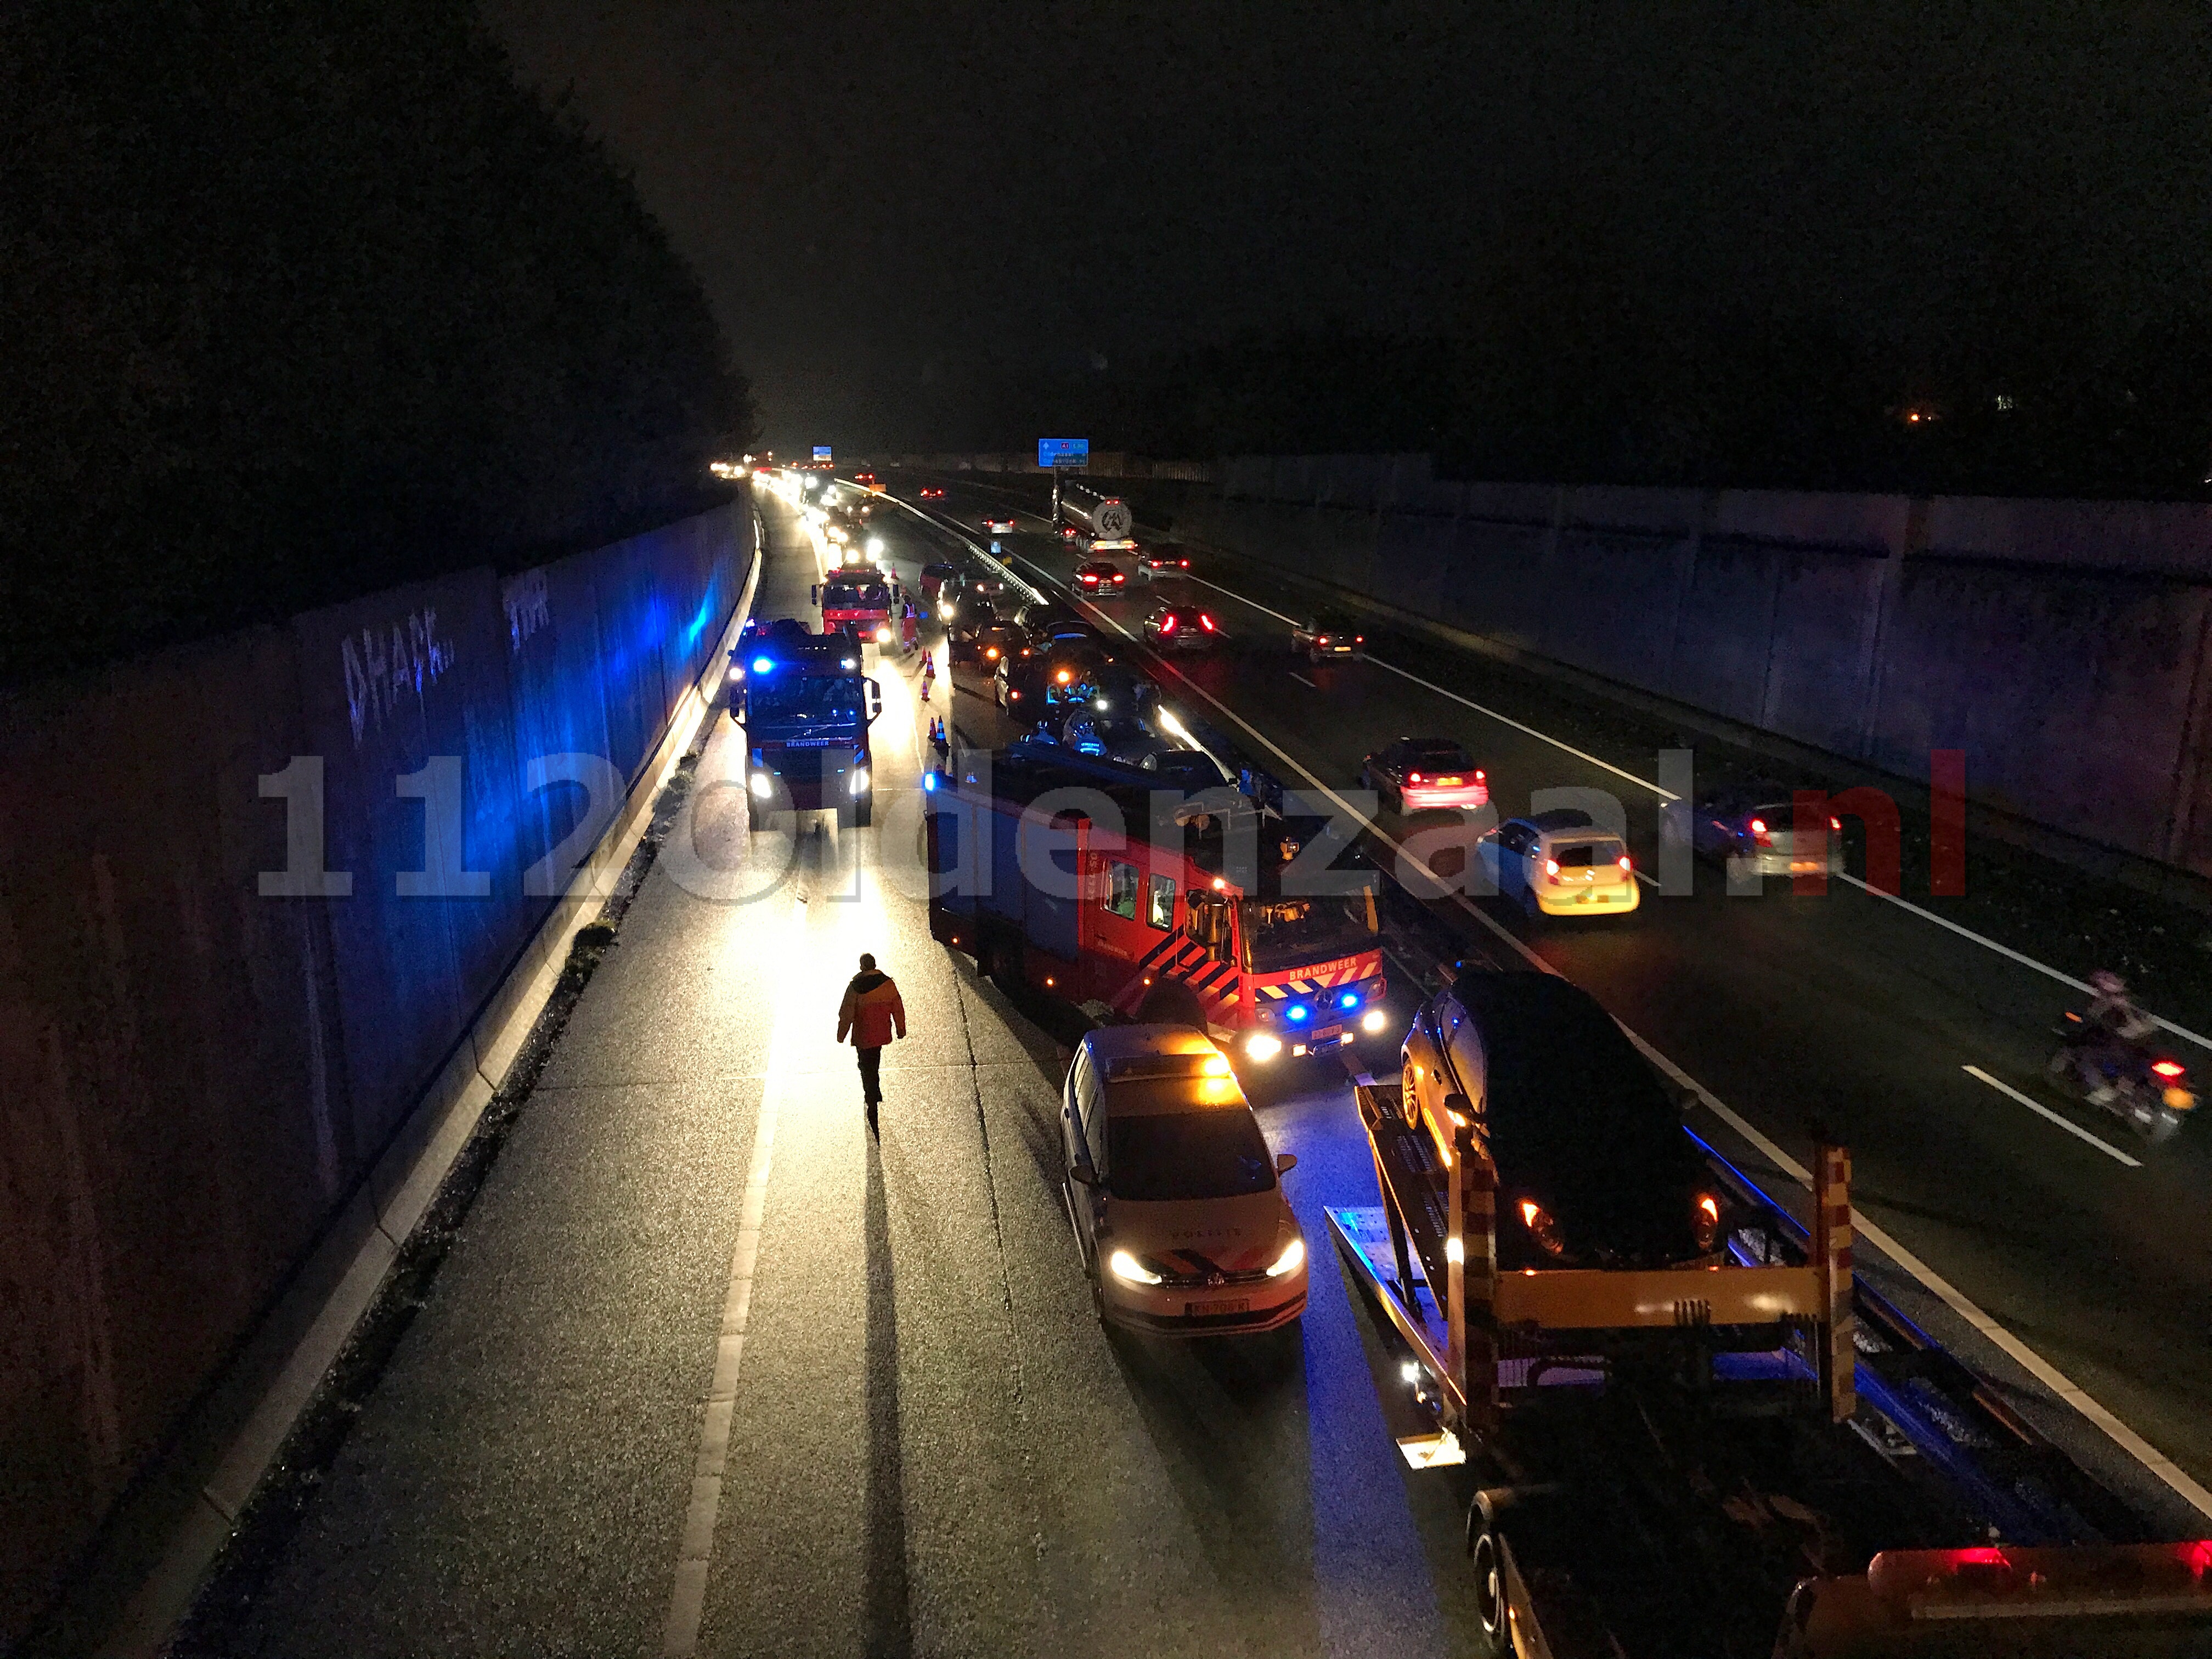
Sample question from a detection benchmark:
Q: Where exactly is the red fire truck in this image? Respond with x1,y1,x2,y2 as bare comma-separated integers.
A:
926,742,1387,1064
812,566,911,653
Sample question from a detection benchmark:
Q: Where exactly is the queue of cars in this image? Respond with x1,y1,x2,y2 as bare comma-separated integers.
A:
899,524,1852,1357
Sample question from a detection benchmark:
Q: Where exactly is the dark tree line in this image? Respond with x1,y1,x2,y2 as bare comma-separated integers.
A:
1103,242,2212,500
0,0,754,689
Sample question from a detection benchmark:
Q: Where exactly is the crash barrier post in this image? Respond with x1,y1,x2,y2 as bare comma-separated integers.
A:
1812,1143,1856,1423
1449,1121,1499,1435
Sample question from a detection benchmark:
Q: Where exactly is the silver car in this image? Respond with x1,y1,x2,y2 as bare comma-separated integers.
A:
1690,783,1844,878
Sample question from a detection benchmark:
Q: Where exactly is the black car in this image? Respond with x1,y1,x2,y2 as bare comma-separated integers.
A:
997,638,1108,716
1289,610,1365,662
1398,971,1716,1271
1143,602,1219,650
1138,747,1230,789
1134,543,1193,578
1073,558,1130,592
1060,708,1155,762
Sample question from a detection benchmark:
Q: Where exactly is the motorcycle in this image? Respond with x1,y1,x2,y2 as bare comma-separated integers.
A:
2048,1009,2197,1143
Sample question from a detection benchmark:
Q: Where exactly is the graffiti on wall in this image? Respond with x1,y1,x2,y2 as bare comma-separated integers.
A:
503,569,551,652
341,610,455,744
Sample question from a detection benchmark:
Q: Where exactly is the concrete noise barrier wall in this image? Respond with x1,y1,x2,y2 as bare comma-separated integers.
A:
1166,458,2212,884
0,499,750,1646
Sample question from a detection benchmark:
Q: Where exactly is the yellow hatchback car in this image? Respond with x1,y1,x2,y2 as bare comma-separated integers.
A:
1477,810,1641,918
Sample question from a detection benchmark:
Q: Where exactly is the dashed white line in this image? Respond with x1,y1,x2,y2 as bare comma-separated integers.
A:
1187,567,2212,1058
1288,672,1318,689
1962,1064,2142,1167
1054,574,2212,1526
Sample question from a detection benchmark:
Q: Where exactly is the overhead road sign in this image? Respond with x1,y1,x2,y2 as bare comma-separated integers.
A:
1038,438,1090,470
812,445,833,461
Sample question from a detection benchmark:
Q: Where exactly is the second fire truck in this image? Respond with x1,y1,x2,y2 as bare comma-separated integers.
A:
926,741,1386,1063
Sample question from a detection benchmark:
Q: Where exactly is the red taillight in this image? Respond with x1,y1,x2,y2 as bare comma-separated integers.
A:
1545,858,1561,882
1200,613,1215,631
1830,815,1842,831
1160,614,1177,635
1408,771,1423,784
1750,817,1766,834
1618,855,1633,871
2154,1059,2187,1079
1317,635,1330,645
1474,769,1485,782
1180,558,1189,567
1354,634,1363,642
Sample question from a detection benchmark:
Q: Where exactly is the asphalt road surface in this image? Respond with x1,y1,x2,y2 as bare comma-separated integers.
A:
905,470,2212,1543
196,488,1488,1658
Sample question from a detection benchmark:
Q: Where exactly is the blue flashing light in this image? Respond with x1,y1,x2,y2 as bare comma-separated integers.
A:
923,771,938,793
1339,991,1359,1010
1286,1004,1310,1024
752,656,774,673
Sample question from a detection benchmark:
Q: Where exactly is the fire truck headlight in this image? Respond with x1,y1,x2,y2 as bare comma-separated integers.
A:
850,769,870,795
874,626,892,644
1362,1009,1388,1034
867,537,884,555
749,772,772,800
1245,1032,1283,1062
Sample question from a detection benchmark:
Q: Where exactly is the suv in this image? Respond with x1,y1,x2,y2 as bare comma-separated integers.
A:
1477,809,1640,917
1398,971,1717,1271
1061,1025,1308,1335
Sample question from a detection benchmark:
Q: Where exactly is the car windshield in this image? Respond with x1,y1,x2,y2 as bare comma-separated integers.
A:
1242,888,1379,974
1406,743,1472,770
1555,839,1626,868
822,582,887,609
747,676,863,723
1108,1110,1275,1200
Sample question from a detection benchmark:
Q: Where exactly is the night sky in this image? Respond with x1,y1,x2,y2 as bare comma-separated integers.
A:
483,1,2212,455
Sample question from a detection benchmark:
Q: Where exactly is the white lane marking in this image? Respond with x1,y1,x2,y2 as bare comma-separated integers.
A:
1184,563,2212,1060
1837,872,2212,1057
1288,672,1318,689
1630,1037,2212,1521
1182,573,1676,802
662,896,799,1657
1063,582,2212,1525
1962,1064,2142,1167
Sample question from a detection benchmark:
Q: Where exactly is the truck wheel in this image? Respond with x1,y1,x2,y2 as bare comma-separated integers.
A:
1468,1523,1509,1659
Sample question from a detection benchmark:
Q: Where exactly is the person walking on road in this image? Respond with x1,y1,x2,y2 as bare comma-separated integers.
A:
836,952,906,1136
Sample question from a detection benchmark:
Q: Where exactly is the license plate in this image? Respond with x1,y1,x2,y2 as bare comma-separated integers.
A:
1312,1023,1343,1041
1188,1300,1250,1317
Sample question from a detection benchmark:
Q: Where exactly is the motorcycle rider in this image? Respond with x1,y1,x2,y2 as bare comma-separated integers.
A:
2078,969,2156,1104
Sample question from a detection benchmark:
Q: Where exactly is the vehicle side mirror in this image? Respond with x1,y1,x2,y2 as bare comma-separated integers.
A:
1274,1152,1297,1175
1069,1165,1100,1188
1441,1092,1472,1124
810,584,821,605
865,679,883,722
